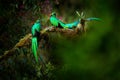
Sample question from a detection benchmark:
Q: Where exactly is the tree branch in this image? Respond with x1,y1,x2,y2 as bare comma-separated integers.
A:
0,27,82,61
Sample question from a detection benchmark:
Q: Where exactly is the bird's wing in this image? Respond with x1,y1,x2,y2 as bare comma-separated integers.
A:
35,23,41,32
31,24,36,36
50,16,59,26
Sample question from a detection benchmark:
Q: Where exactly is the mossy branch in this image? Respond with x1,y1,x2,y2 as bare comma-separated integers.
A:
0,34,32,61
0,27,83,61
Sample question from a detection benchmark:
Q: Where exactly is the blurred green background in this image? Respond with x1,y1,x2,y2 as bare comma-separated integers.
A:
0,0,120,80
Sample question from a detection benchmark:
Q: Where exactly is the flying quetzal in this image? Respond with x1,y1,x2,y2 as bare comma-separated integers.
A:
31,20,41,62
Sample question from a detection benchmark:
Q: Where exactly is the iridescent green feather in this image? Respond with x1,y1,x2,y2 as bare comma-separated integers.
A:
50,15,59,27
50,13,66,28
32,20,41,35
32,37,38,62
50,12,80,29
31,20,41,62
86,17,101,21
50,12,101,29
64,19,80,29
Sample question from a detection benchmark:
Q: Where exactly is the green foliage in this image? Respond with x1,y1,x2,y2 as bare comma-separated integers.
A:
0,47,56,80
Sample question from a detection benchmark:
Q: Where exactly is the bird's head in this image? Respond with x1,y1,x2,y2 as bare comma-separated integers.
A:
50,12,56,17
36,19,40,23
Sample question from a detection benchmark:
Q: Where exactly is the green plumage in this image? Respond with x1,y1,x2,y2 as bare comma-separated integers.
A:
32,37,38,62
50,12,80,29
31,20,41,62
50,13,59,27
31,20,41,36
50,12,65,28
64,19,80,29
86,17,101,21
50,12,101,29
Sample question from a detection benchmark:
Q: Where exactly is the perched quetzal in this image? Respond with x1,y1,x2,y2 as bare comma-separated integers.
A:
49,12,65,28
50,12,101,31
50,12,80,29
49,12,90,29
31,20,41,62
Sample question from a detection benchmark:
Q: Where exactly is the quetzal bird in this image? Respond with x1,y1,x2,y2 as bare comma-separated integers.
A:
50,12,101,30
49,12,80,29
31,20,41,62
50,12,65,28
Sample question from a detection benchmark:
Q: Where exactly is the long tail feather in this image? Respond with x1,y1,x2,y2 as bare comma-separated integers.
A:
86,17,101,21
32,37,38,62
64,19,80,29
